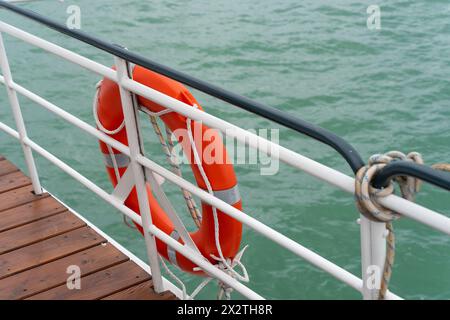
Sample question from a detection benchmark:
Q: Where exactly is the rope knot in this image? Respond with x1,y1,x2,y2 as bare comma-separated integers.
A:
211,245,250,300
355,151,423,222
355,150,424,299
190,245,249,300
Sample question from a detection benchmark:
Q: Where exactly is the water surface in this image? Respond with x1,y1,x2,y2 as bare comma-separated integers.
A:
0,0,449,299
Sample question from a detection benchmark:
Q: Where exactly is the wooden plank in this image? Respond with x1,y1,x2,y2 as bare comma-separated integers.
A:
0,196,67,233
102,281,177,300
0,171,31,194
0,159,19,177
0,156,174,300
0,226,105,279
0,243,129,300
27,260,150,300
0,211,86,255
0,185,49,212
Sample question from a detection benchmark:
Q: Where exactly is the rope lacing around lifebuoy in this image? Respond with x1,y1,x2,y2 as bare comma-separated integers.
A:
355,150,423,300
146,103,249,299
143,107,203,228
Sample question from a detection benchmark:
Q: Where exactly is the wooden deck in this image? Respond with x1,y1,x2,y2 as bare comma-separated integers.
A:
0,155,177,300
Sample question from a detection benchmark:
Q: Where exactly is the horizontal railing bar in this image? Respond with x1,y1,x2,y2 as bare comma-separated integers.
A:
0,84,365,292
0,118,18,138
0,75,368,282
0,75,128,155
0,3,445,300
0,16,444,298
148,225,264,300
123,78,450,237
123,78,357,192
0,121,263,299
0,69,441,297
0,0,365,173
0,39,448,238
0,78,368,292
136,155,401,301
0,21,117,82
0,120,401,300
0,121,142,225
0,19,448,236
136,155,363,294
3,2,449,197
44,188,187,300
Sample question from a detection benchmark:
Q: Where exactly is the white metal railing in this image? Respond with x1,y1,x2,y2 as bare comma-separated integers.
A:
0,19,449,300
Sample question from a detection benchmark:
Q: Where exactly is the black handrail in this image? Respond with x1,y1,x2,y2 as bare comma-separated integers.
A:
372,161,450,191
1,1,449,193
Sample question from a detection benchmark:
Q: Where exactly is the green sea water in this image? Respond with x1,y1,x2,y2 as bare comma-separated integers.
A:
0,0,449,299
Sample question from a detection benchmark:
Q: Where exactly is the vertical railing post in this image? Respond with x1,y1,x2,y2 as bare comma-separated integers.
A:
114,56,164,293
0,32,42,195
359,215,387,299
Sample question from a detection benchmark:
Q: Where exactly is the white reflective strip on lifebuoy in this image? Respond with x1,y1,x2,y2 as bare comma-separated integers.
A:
213,184,241,205
167,230,180,266
103,153,130,168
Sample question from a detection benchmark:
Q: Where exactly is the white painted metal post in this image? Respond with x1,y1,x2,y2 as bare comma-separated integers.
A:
359,215,387,300
0,32,42,195
114,56,164,293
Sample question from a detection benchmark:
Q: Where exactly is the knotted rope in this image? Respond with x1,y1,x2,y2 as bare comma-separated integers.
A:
355,151,423,300
432,163,450,173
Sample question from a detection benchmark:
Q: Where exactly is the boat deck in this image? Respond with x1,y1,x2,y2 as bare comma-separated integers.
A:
0,155,176,300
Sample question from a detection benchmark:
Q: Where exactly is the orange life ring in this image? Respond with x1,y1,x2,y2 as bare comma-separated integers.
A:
95,65,243,275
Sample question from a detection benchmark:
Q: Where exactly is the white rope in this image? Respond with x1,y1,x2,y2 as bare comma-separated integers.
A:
186,104,249,286
159,255,187,300
149,103,250,300
92,81,125,135
141,107,174,118
191,245,249,300
190,278,213,299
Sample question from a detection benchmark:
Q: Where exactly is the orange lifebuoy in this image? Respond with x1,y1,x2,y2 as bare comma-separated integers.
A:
95,65,243,275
